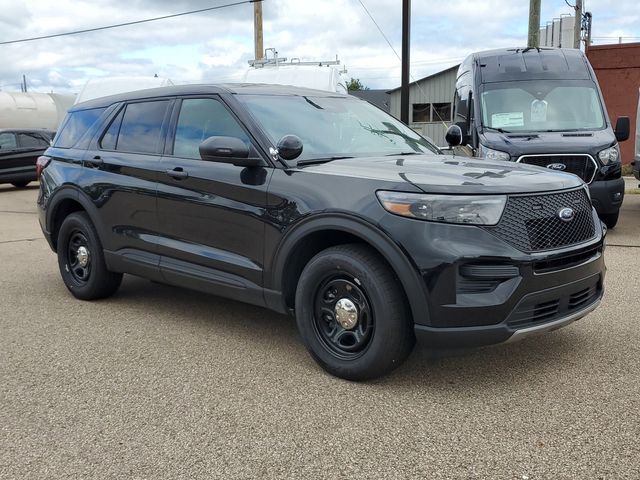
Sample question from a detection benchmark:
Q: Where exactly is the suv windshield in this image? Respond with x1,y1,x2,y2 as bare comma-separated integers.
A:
237,94,440,161
480,80,605,132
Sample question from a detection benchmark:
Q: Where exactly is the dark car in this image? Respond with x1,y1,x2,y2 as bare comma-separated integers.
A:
37,84,606,380
448,47,629,229
0,128,54,188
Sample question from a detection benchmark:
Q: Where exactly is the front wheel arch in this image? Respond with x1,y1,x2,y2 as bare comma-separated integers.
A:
268,214,429,326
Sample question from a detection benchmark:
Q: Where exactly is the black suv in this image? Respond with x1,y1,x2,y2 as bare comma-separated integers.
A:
38,85,606,380
0,128,54,188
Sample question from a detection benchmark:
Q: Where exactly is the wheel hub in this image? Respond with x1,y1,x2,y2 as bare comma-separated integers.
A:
335,298,358,330
76,246,90,267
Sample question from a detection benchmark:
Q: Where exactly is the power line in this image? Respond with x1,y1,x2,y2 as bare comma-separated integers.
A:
354,0,450,127
0,0,261,46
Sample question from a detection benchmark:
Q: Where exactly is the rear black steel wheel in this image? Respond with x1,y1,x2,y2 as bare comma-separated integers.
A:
57,212,122,300
600,211,619,229
295,244,415,381
11,181,30,188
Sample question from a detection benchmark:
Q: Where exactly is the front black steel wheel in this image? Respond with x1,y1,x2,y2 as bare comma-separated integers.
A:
313,276,374,359
295,244,415,381
57,212,122,300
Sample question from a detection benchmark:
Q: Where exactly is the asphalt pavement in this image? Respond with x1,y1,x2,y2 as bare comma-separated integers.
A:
1,183,639,479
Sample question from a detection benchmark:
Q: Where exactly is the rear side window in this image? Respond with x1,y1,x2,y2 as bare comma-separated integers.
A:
116,101,170,154
173,98,249,159
55,108,106,148
0,132,17,150
100,109,124,151
18,132,49,148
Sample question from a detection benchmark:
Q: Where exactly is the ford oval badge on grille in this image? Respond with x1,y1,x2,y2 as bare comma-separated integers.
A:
547,163,567,171
558,207,575,222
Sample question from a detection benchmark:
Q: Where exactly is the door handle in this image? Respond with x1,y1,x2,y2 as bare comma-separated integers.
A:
85,155,103,167
165,167,189,180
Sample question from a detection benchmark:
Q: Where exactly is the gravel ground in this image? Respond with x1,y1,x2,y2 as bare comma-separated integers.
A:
1,184,639,479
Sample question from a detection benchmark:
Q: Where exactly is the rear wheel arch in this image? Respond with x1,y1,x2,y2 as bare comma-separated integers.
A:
47,188,106,252
269,214,429,325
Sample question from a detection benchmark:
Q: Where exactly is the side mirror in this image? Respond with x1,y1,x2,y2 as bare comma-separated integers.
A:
199,136,262,167
615,116,630,142
445,125,464,147
277,134,303,161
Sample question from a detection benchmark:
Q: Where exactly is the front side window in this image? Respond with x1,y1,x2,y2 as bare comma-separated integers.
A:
0,132,17,150
480,80,605,132
173,98,250,159
116,101,170,154
238,94,440,161
54,108,106,148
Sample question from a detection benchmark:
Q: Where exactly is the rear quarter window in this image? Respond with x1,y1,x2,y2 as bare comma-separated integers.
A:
54,108,106,148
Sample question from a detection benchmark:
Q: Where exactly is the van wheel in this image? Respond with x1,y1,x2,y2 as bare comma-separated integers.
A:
57,212,122,300
11,181,30,188
295,244,415,381
601,211,619,229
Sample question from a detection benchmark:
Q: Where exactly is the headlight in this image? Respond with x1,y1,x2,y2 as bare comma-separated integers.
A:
479,144,511,162
377,191,507,225
598,145,620,164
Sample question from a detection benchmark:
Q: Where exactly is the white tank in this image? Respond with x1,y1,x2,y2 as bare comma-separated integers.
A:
0,91,75,130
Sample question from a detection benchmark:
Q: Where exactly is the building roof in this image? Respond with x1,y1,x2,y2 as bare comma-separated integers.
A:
386,64,459,93
349,89,390,112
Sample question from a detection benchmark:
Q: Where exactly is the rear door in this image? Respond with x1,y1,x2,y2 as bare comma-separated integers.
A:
89,99,172,262
155,96,272,296
15,131,50,171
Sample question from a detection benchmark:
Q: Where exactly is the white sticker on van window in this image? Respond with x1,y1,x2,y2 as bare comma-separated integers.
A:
491,112,524,128
531,100,548,122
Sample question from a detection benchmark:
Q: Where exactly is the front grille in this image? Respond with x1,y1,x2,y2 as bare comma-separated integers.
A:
507,278,601,329
487,188,596,252
518,155,597,183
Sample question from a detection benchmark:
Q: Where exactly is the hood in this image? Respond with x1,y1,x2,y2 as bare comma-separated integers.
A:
481,129,615,159
296,154,584,194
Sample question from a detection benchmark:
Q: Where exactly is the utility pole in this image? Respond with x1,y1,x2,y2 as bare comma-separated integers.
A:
254,0,264,61
527,0,541,48
573,0,582,49
400,0,410,125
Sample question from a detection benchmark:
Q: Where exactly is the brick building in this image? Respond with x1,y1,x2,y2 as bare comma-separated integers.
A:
587,43,640,165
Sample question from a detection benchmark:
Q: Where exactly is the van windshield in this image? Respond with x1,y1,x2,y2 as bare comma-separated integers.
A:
237,94,440,161
480,80,605,132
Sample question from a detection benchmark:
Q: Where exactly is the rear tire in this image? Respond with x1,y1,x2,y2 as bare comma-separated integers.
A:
57,212,122,300
601,211,619,229
295,244,415,381
11,181,30,188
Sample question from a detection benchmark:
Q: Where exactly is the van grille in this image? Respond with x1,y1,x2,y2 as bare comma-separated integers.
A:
487,188,596,252
517,155,597,183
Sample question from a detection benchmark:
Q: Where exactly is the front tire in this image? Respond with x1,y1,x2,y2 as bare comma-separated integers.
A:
295,244,415,381
601,211,619,229
11,181,30,188
57,212,122,300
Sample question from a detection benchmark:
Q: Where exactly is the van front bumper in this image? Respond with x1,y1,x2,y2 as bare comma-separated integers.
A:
589,177,625,215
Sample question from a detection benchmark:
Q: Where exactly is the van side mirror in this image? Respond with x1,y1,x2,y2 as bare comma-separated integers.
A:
199,136,263,167
615,116,630,142
445,125,464,147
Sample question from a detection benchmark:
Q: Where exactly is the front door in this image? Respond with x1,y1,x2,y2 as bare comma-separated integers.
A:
156,97,272,297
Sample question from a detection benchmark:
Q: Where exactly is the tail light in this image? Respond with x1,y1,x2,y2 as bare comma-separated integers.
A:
36,155,51,179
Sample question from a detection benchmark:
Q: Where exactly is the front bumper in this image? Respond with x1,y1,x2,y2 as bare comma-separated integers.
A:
589,177,625,215
414,272,603,348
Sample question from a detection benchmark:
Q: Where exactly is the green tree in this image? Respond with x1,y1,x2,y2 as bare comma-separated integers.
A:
346,78,369,91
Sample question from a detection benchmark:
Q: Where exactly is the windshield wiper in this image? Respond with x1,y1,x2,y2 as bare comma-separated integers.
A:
385,152,423,156
483,126,511,133
295,156,354,167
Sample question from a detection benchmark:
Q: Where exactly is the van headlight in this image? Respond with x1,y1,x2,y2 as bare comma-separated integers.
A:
377,191,507,225
479,144,511,162
598,145,620,164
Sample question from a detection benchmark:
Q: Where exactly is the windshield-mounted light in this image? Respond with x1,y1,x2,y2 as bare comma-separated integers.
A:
478,144,511,162
376,191,507,226
598,145,620,164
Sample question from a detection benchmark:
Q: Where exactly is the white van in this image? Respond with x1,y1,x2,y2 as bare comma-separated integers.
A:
75,76,174,104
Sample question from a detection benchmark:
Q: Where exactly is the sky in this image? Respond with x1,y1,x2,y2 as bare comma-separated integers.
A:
0,0,638,94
